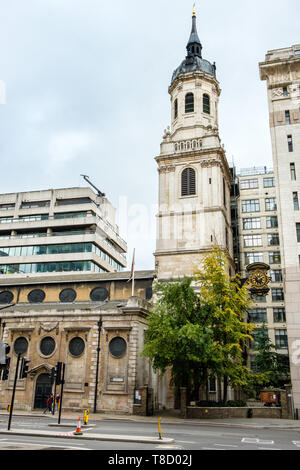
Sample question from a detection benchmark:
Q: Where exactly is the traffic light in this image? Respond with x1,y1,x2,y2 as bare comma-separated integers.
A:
49,367,56,385
0,341,11,381
55,362,62,385
1,357,10,380
19,357,30,379
0,341,10,366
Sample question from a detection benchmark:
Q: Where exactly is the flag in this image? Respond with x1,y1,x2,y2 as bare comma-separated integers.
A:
127,248,135,282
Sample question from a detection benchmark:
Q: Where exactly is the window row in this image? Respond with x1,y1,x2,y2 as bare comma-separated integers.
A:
0,211,90,224
248,307,286,323
0,260,106,275
0,286,110,304
245,251,281,265
241,198,277,213
239,177,275,190
250,328,288,349
251,287,284,302
174,93,211,119
13,334,127,359
242,216,278,229
243,233,280,247
0,242,123,271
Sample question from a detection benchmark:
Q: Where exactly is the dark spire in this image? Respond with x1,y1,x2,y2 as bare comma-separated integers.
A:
186,9,202,59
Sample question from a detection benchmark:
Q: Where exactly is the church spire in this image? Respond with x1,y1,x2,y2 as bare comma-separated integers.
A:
186,6,202,58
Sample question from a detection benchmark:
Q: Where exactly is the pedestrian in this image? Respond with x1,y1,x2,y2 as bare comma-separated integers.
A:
43,393,53,414
55,393,60,412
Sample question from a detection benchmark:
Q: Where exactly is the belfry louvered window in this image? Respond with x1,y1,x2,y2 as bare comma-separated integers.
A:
185,93,194,113
174,98,178,120
181,168,196,196
203,94,210,114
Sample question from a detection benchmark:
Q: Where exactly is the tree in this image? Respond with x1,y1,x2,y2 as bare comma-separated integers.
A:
142,276,219,402
143,246,257,404
194,246,255,402
252,324,290,390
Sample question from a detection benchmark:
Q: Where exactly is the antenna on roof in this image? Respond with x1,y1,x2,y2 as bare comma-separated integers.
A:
80,175,105,197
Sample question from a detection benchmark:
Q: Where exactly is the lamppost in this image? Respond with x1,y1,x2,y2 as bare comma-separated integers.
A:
93,318,102,414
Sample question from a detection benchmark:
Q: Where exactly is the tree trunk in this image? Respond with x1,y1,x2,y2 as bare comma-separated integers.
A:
223,375,228,403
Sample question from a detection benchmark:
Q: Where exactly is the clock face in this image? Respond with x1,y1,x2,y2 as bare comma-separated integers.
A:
249,270,268,288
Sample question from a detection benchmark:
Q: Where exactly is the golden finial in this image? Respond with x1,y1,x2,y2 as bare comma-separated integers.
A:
193,3,196,16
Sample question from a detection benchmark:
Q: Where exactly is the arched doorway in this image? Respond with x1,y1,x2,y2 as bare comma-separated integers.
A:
34,373,52,409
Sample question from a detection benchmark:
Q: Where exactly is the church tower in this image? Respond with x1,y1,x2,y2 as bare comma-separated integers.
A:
155,9,233,280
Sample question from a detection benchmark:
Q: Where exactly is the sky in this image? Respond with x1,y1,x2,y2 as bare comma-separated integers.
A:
0,0,299,271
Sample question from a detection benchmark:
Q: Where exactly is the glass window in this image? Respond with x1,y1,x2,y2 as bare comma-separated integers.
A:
266,216,278,228
290,163,296,180
288,135,293,152
40,337,56,356
273,308,286,322
109,337,127,358
272,288,284,301
293,192,299,210
269,252,281,264
297,223,300,242
268,233,280,246
285,110,291,124
244,235,262,247
251,328,268,348
263,177,275,187
251,293,266,303
243,218,261,230
185,93,194,113
69,337,85,357
265,198,277,211
275,329,288,348
242,199,260,213
203,94,210,114
245,252,264,264
270,269,282,282
248,308,267,323
283,87,288,96
240,179,259,189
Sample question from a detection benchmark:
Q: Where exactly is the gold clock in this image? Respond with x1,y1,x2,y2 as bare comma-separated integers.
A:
248,270,270,288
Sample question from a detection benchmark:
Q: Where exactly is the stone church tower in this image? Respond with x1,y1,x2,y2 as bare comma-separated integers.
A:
154,10,233,280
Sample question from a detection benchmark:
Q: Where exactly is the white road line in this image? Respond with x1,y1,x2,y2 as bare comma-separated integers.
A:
202,447,223,450
215,443,238,448
177,440,196,444
292,441,300,447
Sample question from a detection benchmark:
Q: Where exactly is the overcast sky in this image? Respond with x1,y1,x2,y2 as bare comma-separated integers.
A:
0,0,299,270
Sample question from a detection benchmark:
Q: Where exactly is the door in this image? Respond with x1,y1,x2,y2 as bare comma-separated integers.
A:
34,373,52,409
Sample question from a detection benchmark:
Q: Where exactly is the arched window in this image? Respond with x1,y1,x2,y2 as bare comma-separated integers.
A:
174,98,178,120
185,93,194,113
203,94,210,114
181,167,196,196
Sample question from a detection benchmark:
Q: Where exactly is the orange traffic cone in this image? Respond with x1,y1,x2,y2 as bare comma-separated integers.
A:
73,416,83,435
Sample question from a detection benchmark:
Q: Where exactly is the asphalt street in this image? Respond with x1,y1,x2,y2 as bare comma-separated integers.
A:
0,415,300,451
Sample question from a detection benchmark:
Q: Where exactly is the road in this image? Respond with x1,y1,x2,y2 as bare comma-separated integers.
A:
0,415,300,450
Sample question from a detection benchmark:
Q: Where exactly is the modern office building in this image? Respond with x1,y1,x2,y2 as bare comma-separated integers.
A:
232,166,288,370
0,186,127,278
260,45,300,411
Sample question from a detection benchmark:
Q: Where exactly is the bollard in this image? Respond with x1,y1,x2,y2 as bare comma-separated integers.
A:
158,417,162,440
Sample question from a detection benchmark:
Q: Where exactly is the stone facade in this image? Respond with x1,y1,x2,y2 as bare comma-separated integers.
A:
0,271,156,414
155,12,234,280
260,45,300,413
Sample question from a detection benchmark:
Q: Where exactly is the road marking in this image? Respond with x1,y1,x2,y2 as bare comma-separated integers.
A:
155,445,184,450
177,440,196,444
215,443,238,448
202,447,223,450
241,438,259,444
292,441,300,447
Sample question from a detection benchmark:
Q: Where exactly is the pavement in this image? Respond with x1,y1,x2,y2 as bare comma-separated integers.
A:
0,409,300,443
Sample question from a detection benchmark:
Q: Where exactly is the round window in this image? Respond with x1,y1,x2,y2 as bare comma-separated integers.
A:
109,337,127,358
14,337,28,355
59,288,76,303
40,336,56,356
90,287,108,302
0,291,14,304
69,337,85,357
28,289,45,303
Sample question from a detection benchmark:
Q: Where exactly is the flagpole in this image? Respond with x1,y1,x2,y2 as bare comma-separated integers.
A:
131,268,135,297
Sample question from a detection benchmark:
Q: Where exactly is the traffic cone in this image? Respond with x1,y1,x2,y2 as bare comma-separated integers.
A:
73,416,83,435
